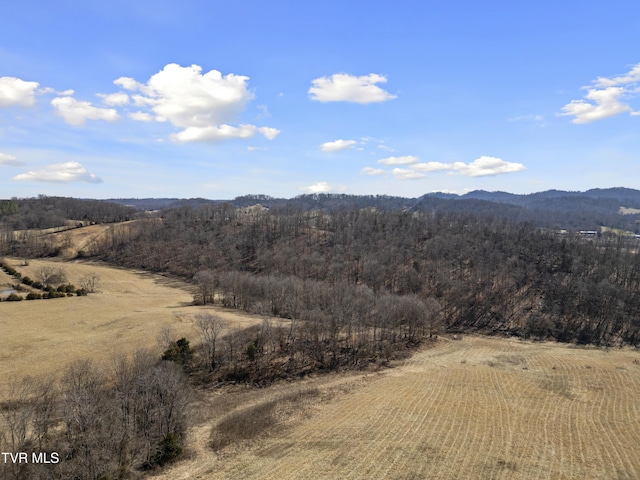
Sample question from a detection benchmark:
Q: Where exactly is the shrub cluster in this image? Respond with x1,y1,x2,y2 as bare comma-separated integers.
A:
1,260,86,301
0,261,18,277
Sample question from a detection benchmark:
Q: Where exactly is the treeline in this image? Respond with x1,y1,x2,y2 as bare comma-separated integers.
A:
213,273,435,368
0,196,136,230
0,353,189,480
83,203,640,346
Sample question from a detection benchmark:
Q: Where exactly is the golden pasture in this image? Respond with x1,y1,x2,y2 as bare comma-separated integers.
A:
0,257,261,394
160,336,640,480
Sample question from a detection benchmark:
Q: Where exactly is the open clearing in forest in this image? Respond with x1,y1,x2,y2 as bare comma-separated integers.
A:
0,257,263,394
159,336,640,480
619,206,640,215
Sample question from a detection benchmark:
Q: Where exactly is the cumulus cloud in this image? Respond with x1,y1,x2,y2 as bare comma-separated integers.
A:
595,64,640,87
98,92,130,106
111,63,277,143
113,77,142,91
171,124,279,143
450,156,526,177
560,87,632,124
364,156,525,180
38,87,74,96
303,181,332,193
321,139,357,152
13,161,102,183
128,111,153,122
309,73,397,104
377,155,419,166
361,167,386,176
560,63,640,123
411,162,455,172
391,168,426,180
51,97,119,126
0,153,26,166
0,76,40,107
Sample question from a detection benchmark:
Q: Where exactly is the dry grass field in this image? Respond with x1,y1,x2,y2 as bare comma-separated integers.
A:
158,336,640,480
0,256,263,395
619,206,640,215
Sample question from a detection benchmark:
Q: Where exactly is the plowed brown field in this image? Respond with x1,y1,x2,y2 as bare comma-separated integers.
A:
159,336,640,480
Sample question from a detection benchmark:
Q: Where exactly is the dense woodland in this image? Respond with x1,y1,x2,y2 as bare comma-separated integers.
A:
0,354,189,480
2,193,640,479
2,193,640,350
0,196,135,230
80,202,640,347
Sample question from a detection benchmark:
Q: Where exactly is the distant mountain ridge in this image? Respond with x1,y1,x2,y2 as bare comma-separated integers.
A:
103,187,640,233
430,187,640,206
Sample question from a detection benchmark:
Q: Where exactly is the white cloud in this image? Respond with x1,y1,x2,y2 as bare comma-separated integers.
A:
0,153,26,166
51,96,119,126
98,92,130,106
363,156,525,180
114,77,142,91
391,168,426,180
0,77,39,107
303,181,332,193
361,167,386,176
130,94,157,107
451,156,526,177
38,87,74,96
143,64,252,126
559,87,632,124
128,111,153,122
258,126,280,140
309,73,397,104
171,124,280,143
560,63,640,123
321,139,357,152
411,161,455,172
377,155,419,165
113,63,277,143
595,63,640,87
13,161,102,183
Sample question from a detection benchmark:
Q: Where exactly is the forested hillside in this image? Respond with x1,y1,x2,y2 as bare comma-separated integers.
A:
0,196,135,229
3,194,640,349
83,202,640,347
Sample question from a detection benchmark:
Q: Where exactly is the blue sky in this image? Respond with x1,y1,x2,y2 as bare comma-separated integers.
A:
1,0,639,199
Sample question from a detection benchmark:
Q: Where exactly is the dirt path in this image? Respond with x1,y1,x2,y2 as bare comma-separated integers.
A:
154,336,640,480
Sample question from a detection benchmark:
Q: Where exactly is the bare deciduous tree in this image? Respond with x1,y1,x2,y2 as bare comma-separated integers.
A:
37,265,67,286
196,313,225,371
79,271,100,293
193,270,217,305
